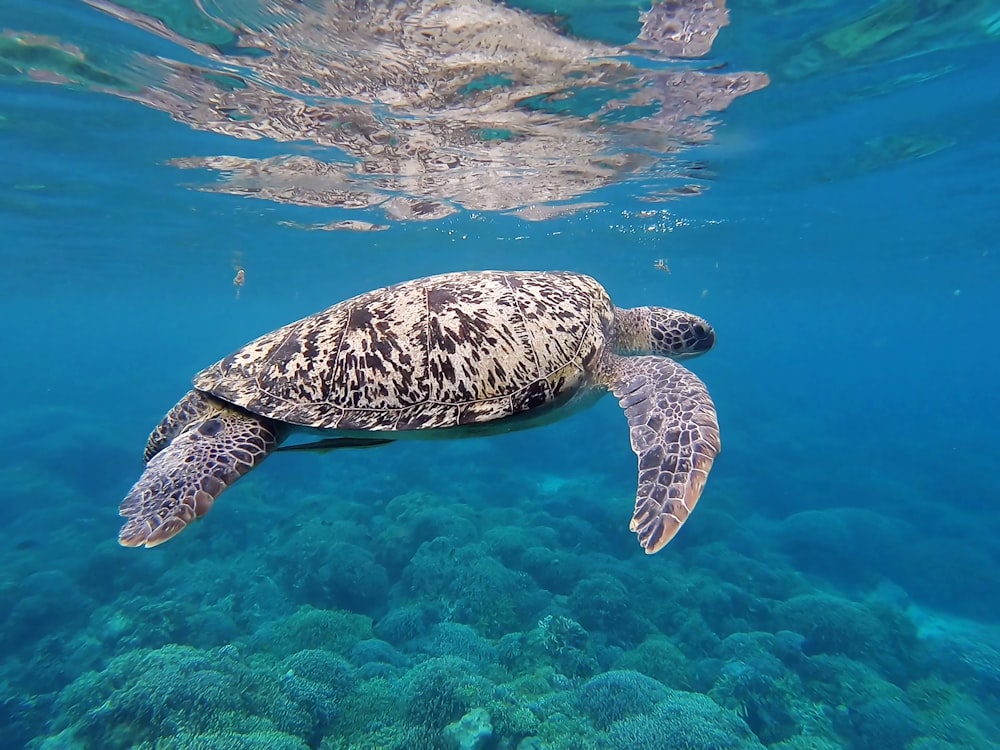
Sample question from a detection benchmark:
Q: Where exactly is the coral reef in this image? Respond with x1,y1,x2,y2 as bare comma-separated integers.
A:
771,594,918,682
604,690,766,750
576,670,670,729
5,395,1000,750
401,656,494,730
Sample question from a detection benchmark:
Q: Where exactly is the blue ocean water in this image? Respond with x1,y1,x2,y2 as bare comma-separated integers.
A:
1,0,998,748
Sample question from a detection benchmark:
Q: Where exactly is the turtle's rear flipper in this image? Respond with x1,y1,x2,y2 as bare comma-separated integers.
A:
608,355,721,554
119,396,285,548
277,437,394,452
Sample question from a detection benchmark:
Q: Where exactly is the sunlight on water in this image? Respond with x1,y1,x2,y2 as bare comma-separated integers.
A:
3,0,769,219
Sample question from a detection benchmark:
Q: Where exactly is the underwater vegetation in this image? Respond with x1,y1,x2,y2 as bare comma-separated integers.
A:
1,425,999,750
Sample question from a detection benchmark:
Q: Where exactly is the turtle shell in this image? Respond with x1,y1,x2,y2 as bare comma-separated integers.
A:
193,270,614,431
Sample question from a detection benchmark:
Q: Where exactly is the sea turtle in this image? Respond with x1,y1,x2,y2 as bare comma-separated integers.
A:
119,270,721,554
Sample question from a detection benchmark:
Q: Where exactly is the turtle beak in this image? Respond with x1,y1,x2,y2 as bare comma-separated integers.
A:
672,320,715,359
693,322,715,353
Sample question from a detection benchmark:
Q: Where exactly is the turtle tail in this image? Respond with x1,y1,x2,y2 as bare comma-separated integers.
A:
119,391,286,548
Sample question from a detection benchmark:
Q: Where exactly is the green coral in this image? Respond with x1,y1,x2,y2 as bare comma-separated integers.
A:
374,491,476,575
799,654,904,708
321,723,439,750
250,606,374,659
769,737,842,750
401,537,535,637
708,661,803,745
532,615,599,679
605,691,765,750
51,644,248,747
282,649,355,688
906,677,1000,749
568,573,650,647
140,728,309,750
42,642,357,748
771,594,917,681
532,706,604,750
484,697,539,741
614,636,690,689
576,671,670,730
402,656,494,729
331,677,399,739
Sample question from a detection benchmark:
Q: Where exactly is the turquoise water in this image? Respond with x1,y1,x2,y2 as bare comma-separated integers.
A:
2,0,999,748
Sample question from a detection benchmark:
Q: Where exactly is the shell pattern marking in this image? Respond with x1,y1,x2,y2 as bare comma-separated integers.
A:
194,271,613,431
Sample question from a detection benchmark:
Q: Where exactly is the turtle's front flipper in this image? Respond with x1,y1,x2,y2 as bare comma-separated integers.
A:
606,355,721,554
119,392,286,548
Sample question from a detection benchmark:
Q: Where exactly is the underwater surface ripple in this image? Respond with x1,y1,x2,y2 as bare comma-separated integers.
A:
0,0,998,749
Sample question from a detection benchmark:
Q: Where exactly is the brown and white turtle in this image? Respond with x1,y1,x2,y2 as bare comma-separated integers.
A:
119,270,720,553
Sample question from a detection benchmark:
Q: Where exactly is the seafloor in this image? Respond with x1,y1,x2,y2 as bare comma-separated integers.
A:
3,423,998,750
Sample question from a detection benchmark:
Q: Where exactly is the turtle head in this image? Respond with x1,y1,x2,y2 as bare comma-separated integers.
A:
613,306,715,359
